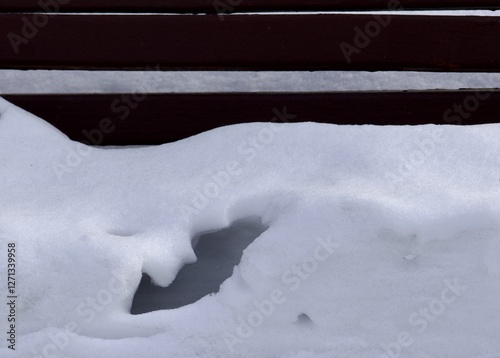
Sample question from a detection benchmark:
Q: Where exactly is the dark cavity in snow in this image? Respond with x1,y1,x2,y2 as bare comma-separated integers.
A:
131,216,268,314
296,313,314,326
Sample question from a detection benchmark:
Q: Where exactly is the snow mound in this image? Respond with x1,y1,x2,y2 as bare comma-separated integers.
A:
0,97,499,358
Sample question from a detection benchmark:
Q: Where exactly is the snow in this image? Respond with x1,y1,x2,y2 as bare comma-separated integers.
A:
1,95,499,358
1,70,500,94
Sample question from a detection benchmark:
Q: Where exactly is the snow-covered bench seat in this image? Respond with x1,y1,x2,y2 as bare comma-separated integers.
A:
2,3,500,358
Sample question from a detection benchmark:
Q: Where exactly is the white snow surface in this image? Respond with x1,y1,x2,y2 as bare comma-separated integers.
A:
1,96,500,357
1,70,500,93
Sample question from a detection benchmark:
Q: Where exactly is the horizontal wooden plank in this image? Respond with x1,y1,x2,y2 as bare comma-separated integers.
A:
1,0,499,13
1,14,500,72
3,91,498,145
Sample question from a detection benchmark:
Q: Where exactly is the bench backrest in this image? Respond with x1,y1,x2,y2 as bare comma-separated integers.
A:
1,1,499,144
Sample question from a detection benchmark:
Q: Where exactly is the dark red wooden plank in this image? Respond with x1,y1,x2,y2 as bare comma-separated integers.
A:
1,14,500,72
3,91,498,145
0,0,499,13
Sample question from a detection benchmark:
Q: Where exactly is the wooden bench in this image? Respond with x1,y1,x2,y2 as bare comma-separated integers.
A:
1,1,499,145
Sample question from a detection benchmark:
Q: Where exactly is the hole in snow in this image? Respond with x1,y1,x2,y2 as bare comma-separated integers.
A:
107,229,136,237
131,216,268,314
296,313,313,326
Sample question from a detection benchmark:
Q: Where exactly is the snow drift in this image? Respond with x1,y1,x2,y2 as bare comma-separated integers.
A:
0,97,499,358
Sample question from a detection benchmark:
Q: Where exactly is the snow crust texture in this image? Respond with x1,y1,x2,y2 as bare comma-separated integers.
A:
1,97,499,358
